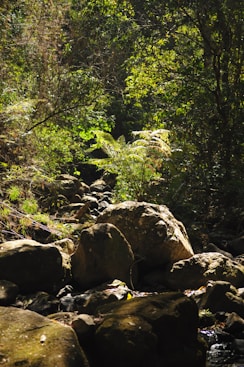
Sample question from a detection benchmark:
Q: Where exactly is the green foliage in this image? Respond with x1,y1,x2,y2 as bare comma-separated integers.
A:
20,198,39,215
0,1,115,177
34,125,80,175
7,186,21,202
125,37,179,125
1,165,54,219
31,213,50,225
0,206,11,220
88,129,171,201
0,0,243,240
122,0,244,232
0,199,74,243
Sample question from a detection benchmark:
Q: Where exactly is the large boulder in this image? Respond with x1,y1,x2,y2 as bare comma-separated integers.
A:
0,306,89,367
71,223,135,289
97,201,194,269
0,239,64,293
95,292,206,367
164,252,244,290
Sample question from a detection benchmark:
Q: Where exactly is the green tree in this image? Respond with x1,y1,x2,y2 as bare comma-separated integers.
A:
65,0,144,138
124,0,243,231
0,1,114,175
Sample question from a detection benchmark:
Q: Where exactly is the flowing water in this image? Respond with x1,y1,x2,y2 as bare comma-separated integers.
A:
200,329,244,367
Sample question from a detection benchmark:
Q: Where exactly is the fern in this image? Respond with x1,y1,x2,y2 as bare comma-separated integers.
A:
88,129,171,201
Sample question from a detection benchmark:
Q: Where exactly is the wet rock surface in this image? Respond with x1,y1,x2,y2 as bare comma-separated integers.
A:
201,327,244,367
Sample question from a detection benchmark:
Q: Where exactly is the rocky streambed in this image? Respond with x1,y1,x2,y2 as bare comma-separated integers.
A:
0,175,243,367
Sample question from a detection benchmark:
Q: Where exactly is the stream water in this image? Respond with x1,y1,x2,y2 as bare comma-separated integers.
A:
200,329,244,367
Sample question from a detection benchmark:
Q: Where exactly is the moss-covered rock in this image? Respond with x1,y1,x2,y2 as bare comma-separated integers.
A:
0,306,89,367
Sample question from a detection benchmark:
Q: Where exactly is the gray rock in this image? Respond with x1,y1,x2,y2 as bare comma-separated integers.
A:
55,174,85,199
90,179,110,192
165,252,244,290
95,292,206,367
14,291,59,316
0,239,64,293
97,201,194,269
71,223,135,289
81,195,99,209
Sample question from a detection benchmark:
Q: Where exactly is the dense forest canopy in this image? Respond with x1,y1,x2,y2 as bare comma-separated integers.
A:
0,0,243,240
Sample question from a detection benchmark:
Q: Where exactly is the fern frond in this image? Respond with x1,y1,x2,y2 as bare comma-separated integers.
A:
88,130,122,155
86,129,172,201
132,129,170,140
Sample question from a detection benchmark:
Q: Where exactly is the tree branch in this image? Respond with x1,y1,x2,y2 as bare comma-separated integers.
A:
25,103,82,133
